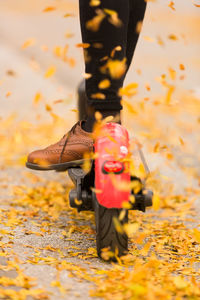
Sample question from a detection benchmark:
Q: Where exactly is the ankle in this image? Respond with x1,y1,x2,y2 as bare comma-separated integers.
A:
82,110,121,133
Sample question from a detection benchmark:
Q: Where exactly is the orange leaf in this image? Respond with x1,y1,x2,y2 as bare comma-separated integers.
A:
168,34,178,41
152,194,160,210
21,38,36,49
91,93,105,100
63,13,75,18
169,67,176,80
90,0,101,6
98,79,111,89
43,7,56,12
76,43,90,49
86,9,106,32
165,85,175,104
100,58,127,79
179,63,185,70
179,137,185,146
6,91,12,97
33,92,42,105
168,1,175,10
45,104,52,112
44,66,56,78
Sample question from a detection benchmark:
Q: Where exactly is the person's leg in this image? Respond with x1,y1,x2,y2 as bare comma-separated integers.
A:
79,0,130,130
79,0,147,131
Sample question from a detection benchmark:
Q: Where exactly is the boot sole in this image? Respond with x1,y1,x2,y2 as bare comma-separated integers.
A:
26,159,90,172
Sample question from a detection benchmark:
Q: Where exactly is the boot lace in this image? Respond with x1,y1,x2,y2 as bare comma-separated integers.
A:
59,121,81,163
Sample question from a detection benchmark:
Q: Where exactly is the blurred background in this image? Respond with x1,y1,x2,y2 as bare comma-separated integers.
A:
0,0,199,118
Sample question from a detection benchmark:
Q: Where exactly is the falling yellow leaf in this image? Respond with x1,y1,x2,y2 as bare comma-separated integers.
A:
157,36,165,46
100,58,127,79
123,223,139,236
110,45,122,58
90,0,101,6
179,137,185,146
63,13,75,18
168,34,178,41
76,43,90,49
6,91,12,97
74,198,83,206
119,209,126,221
83,73,92,79
45,104,52,112
33,158,50,167
136,21,143,33
143,36,154,42
33,92,42,105
98,79,111,89
86,9,106,32
21,38,36,49
53,45,69,59
122,201,132,210
152,194,160,210
169,67,176,80
154,142,160,153
82,152,92,172
113,217,124,234
166,153,174,160
65,32,74,38
67,57,76,67
179,63,185,70
71,109,78,113
43,7,56,12
91,93,105,100
168,1,175,10
129,194,135,204
53,46,63,57
121,99,137,114
44,66,56,78
193,3,200,7
53,99,64,104
93,42,103,48
165,85,175,104
104,8,122,27
145,83,151,91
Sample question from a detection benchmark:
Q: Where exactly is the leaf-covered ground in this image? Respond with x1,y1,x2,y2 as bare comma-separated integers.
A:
0,0,200,299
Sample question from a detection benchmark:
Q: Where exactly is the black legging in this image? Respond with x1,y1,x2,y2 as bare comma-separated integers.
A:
79,0,147,113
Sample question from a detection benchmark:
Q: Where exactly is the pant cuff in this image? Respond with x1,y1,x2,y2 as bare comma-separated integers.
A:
87,100,122,111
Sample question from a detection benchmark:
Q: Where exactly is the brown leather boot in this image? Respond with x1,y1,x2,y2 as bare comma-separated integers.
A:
26,121,93,171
